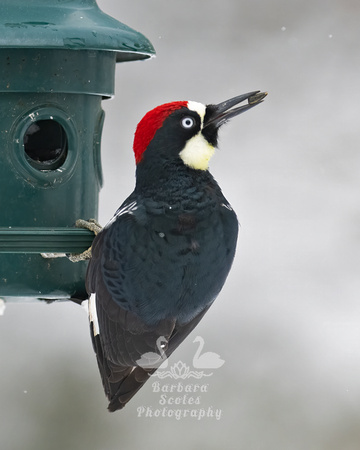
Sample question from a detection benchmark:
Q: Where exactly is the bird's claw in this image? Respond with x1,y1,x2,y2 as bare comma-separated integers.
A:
68,219,102,262
75,218,102,235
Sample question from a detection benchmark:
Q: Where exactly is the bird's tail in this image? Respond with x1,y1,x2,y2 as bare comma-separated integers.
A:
91,328,156,412
106,365,156,412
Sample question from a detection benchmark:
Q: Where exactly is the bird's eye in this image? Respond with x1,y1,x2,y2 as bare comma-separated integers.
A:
181,117,195,129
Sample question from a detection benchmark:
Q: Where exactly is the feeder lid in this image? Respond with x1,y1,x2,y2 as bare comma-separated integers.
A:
0,0,155,62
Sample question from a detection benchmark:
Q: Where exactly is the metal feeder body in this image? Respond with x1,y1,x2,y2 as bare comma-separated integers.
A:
0,0,155,300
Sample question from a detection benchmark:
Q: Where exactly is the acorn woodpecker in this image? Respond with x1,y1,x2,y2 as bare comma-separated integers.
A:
86,90,267,412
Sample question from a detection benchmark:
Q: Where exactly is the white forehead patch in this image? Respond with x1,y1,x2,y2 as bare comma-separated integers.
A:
187,101,206,124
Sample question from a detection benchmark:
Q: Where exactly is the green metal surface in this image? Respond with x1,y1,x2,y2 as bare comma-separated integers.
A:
0,228,94,253
0,49,117,96
0,92,102,299
1,254,89,299
0,0,155,62
0,0,155,300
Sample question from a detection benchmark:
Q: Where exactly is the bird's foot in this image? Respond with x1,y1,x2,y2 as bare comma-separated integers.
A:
75,218,102,235
68,219,102,262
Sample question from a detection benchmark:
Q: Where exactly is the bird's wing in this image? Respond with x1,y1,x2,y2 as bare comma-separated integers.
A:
85,198,219,411
86,206,179,411
89,274,210,412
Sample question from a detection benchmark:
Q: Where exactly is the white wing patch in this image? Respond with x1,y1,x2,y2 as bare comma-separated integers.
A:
89,293,100,336
221,202,233,211
104,200,138,229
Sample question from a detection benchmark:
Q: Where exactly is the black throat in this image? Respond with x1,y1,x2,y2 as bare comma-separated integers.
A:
135,159,226,219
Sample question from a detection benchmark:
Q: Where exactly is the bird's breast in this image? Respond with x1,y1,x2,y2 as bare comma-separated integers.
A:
105,181,238,325
131,202,237,323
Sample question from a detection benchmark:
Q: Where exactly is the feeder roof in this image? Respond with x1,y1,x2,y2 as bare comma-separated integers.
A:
0,0,155,62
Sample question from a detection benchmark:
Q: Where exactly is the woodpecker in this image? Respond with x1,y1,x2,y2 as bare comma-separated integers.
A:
85,90,267,412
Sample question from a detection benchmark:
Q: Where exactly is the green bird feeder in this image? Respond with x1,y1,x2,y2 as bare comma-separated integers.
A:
0,0,155,301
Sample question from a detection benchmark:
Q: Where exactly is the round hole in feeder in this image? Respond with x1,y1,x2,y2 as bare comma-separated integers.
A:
23,120,68,171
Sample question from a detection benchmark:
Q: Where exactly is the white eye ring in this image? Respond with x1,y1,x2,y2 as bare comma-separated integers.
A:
181,117,195,129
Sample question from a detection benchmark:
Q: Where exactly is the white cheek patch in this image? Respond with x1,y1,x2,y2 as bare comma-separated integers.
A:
88,293,100,336
179,132,215,171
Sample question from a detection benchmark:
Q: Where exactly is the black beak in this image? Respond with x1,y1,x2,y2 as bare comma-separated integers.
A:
204,91,267,129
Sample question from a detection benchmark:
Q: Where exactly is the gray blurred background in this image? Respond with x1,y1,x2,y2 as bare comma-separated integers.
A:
1,0,360,449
